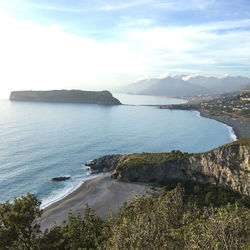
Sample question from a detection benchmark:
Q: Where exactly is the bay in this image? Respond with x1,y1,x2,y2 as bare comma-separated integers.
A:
0,95,234,205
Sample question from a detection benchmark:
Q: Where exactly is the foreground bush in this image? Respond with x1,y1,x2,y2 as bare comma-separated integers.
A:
0,185,249,249
0,193,42,249
106,186,249,249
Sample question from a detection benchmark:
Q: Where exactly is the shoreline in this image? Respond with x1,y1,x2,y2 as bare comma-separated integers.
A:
39,172,147,230
38,98,249,230
156,103,250,140
40,174,98,209
198,110,250,139
39,104,249,230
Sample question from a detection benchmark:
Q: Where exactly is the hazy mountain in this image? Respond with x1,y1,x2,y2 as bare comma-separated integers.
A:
186,76,250,93
119,75,250,97
119,78,158,94
138,77,208,96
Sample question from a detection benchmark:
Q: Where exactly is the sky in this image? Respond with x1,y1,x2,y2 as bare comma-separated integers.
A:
0,0,250,98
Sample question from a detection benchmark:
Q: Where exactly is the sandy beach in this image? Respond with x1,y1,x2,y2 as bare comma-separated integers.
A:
40,172,147,230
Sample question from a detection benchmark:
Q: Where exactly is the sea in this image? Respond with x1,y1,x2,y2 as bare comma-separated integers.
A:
0,93,236,207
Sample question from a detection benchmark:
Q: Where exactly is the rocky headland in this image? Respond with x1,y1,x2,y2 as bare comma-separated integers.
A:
86,138,250,195
9,90,121,105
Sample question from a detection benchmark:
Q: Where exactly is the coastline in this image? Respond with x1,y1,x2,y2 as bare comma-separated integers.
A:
157,103,249,140
40,174,98,209
39,172,147,230
39,104,249,230
198,110,250,139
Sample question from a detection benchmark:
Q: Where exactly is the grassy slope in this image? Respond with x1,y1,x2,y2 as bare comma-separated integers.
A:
116,150,191,172
116,138,250,173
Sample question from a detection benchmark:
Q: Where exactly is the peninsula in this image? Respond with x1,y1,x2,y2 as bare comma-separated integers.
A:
9,90,121,105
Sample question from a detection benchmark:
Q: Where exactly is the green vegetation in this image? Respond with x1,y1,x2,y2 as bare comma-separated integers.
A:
40,206,109,249
0,193,42,249
159,180,250,208
0,183,249,249
116,150,190,172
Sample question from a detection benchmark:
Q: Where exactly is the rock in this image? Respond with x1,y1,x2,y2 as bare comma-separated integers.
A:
85,154,121,173
9,90,121,105
51,176,71,182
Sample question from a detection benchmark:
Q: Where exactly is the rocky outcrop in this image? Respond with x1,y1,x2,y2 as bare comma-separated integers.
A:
9,90,121,105
51,176,71,181
85,154,120,173
86,139,250,195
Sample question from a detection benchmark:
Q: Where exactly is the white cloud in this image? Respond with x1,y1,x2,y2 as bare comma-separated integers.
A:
182,74,200,81
157,72,171,78
30,4,84,13
0,0,88,13
155,0,215,11
99,0,152,11
197,19,250,31
218,73,230,79
124,19,250,72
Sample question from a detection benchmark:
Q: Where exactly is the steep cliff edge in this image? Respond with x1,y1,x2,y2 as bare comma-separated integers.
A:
86,139,250,195
9,90,121,105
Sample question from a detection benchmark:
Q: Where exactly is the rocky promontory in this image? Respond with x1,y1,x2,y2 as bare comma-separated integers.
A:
85,154,121,173
86,138,250,195
9,90,121,105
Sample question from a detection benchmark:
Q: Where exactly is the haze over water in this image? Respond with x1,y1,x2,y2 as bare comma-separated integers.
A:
0,95,235,206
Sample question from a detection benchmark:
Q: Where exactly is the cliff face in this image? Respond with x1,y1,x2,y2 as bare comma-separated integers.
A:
9,90,121,105
86,139,250,195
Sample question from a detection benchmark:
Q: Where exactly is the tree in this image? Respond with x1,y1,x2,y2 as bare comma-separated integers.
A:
185,204,250,250
41,205,108,249
0,193,42,249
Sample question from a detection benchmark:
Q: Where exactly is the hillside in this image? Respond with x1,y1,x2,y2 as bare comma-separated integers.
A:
9,90,121,105
164,90,250,122
86,138,250,195
120,75,250,97
140,77,208,96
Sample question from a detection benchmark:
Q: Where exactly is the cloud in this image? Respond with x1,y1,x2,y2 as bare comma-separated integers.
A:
198,19,250,31
0,0,88,13
29,4,84,13
124,19,250,71
155,0,215,11
118,17,155,28
157,72,171,79
99,0,152,11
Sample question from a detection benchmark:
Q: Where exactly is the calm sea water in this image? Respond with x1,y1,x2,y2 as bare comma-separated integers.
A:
0,94,235,206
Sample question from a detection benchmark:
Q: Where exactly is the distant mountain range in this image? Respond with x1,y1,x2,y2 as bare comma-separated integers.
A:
119,75,250,97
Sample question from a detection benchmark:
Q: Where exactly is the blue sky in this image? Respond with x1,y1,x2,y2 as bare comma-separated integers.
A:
0,0,249,97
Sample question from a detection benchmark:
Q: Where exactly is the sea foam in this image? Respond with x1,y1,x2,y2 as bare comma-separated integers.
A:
40,173,97,209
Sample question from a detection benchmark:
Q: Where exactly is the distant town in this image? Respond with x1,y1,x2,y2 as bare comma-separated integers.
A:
199,91,250,121
162,87,250,122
